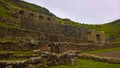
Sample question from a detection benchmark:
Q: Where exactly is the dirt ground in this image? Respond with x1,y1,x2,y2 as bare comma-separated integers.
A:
96,50,120,59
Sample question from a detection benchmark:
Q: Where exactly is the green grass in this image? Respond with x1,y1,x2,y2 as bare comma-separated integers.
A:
114,37,120,42
83,47,120,54
0,58,27,61
9,58,27,60
13,51,34,55
6,0,54,16
0,5,8,17
0,0,21,22
0,0,20,9
0,50,33,61
0,37,17,42
0,0,16,19
0,38,6,42
0,50,34,56
50,59,120,68
0,22,15,29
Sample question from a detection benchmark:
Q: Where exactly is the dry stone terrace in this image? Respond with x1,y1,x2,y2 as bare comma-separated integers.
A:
0,42,120,68
0,52,13,59
0,42,80,68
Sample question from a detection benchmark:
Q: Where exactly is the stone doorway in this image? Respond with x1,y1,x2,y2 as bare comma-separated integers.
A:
96,34,101,43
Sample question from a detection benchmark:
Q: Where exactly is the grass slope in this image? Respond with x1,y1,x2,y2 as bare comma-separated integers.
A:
57,18,120,42
50,59,120,68
83,47,120,54
5,0,54,16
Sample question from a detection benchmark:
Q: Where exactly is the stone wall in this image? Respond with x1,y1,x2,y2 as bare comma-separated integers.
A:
68,43,120,52
86,30,105,43
0,8,106,51
6,8,105,43
0,52,77,68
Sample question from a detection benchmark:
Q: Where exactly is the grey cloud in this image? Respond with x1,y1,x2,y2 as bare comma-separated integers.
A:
24,0,120,24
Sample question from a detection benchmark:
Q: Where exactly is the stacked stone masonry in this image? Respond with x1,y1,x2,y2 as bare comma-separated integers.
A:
0,8,105,44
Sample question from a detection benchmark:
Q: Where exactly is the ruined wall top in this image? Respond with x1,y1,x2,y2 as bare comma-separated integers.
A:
87,30,105,43
12,9,56,23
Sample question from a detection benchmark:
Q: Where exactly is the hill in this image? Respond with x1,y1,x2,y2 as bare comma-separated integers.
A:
0,0,120,42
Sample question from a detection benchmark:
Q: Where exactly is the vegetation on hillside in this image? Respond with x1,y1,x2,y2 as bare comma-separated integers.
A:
5,0,54,16
83,47,120,54
0,22,15,29
50,59,120,68
57,17,120,41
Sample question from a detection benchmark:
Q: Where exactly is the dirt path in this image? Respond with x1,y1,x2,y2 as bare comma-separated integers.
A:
96,50,120,59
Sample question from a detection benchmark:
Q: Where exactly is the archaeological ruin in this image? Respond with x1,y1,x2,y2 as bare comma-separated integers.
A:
0,0,120,68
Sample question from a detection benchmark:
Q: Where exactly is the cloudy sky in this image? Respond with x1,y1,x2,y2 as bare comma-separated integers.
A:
24,0,120,24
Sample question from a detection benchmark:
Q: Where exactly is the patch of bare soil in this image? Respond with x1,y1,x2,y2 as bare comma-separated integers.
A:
96,50,120,59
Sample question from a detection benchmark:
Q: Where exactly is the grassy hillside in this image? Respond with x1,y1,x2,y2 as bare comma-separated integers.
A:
86,20,120,42
96,20,120,42
57,17,120,42
0,0,54,16
6,0,55,16
0,0,55,28
0,0,120,42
